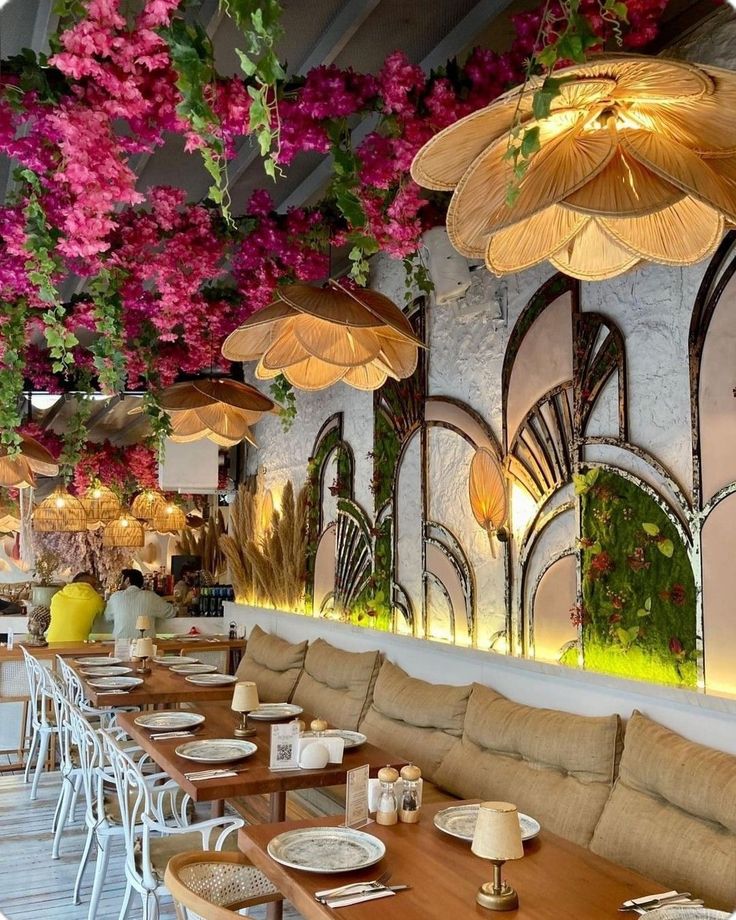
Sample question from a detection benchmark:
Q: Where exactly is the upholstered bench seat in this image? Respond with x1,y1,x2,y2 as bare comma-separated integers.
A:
234,625,307,703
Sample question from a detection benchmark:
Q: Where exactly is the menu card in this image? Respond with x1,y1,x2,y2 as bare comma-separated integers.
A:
344,764,370,828
114,639,131,660
269,721,300,771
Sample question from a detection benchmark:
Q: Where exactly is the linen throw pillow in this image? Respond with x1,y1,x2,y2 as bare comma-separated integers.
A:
234,624,307,702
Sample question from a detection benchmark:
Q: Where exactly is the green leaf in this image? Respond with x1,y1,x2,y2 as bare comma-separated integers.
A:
520,126,541,158
642,522,659,536
586,468,599,486
235,48,257,76
590,542,602,555
637,609,650,618
532,90,555,121
644,596,652,612
573,473,589,495
658,539,674,558
616,628,630,646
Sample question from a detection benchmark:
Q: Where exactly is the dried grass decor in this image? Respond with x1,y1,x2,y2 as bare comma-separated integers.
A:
221,280,423,392
412,54,736,280
0,435,59,488
177,511,227,581
469,448,508,557
103,511,145,548
33,487,87,533
220,480,308,611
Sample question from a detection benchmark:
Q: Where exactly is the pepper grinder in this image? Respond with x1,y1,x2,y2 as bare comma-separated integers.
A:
375,765,399,826
399,763,422,823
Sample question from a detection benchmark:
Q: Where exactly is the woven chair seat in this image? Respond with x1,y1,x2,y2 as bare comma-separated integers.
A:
165,851,281,918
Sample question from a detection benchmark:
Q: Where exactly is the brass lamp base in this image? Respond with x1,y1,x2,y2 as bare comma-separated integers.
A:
137,657,150,674
234,712,256,738
476,862,519,911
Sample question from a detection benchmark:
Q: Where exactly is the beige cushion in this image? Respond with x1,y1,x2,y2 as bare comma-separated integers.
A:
234,625,307,703
591,711,736,909
292,639,381,730
435,683,620,847
359,660,471,782
137,830,240,879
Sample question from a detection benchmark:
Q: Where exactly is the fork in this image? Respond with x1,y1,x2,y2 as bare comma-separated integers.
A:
315,870,392,902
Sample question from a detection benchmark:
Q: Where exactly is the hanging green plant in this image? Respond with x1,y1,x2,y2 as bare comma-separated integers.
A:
87,268,126,395
58,394,92,482
269,373,297,431
0,299,26,452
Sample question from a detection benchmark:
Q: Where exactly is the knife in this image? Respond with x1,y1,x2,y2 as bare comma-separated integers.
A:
319,885,410,905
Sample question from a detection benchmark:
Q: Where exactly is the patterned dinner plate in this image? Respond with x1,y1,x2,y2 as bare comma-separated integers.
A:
300,729,367,749
249,703,303,721
154,656,199,666
434,804,540,842
80,666,133,677
170,663,218,675
267,827,385,874
175,738,257,763
75,657,123,666
87,676,144,690
184,673,238,686
134,712,206,731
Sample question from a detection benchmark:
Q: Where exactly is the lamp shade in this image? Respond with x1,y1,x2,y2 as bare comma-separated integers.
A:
0,435,59,488
411,54,736,280
471,802,524,862
151,502,186,534
103,511,145,548
136,615,151,631
81,483,122,525
131,489,166,522
33,487,87,533
231,681,259,712
469,448,507,555
155,378,275,448
222,280,423,392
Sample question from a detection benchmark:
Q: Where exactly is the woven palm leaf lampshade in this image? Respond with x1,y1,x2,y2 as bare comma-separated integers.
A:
151,502,187,534
469,448,508,557
157,378,276,448
0,435,59,489
33,487,87,533
81,483,122,526
131,489,166,523
103,511,145,548
221,280,423,391
411,54,736,280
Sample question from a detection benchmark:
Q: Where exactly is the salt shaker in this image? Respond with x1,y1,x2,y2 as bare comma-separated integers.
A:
399,763,422,823
376,765,399,826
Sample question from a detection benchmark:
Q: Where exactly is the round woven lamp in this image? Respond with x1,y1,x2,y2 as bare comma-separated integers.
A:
33,487,87,533
157,378,276,448
103,511,145,548
0,435,59,489
81,483,122,526
151,502,187,534
222,280,423,392
411,54,736,280
131,489,166,523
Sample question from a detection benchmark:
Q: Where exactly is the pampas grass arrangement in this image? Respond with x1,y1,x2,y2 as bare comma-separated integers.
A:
178,511,227,580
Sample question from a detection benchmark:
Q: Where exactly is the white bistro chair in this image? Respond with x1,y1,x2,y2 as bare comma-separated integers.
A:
21,645,58,800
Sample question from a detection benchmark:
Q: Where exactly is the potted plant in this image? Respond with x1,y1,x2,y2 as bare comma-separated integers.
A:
31,551,62,608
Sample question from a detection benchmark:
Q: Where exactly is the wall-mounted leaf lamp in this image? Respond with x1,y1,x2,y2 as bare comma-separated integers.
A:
469,448,508,557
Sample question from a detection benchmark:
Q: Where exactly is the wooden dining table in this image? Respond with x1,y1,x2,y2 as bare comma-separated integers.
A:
73,658,240,707
238,803,669,920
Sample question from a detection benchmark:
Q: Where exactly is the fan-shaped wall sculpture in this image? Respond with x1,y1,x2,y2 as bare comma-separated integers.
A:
33,487,87,533
222,280,423,391
153,378,275,448
411,54,736,280
469,448,508,556
0,436,59,488
104,511,145,548
131,490,166,522
81,484,122,526
152,502,187,534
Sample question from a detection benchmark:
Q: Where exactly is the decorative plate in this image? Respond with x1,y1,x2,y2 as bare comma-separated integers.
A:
134,712,206,731
249,703,304,721
80,666,133,677
267,827,385,874
175,738,257,763
87,676,144,690
75,657,123,666
434,804,540,842
154,656,199,666
300,729,366,750
170,663,218,675
184,673,238,686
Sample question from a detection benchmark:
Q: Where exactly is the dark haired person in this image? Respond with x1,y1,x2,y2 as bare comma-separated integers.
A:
46,572,105,643
104,568,174,639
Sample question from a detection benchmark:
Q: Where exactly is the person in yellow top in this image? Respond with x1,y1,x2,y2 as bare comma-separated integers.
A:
46,573,105,643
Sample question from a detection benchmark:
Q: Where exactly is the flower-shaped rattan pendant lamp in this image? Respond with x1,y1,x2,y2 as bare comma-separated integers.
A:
81,483,122,526
33,486,88,533
131,489,166,523
221,280,423,391
103,510,146,548
157,378,276,448
151,501,187,534
411,54,736,280
469,448,508,557
0,435,59,489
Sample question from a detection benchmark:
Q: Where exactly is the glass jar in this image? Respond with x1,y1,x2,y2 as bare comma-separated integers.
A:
375,766,399,826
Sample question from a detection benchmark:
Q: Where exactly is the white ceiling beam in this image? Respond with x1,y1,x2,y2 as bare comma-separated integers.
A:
227,0,382,188
276,0,516,212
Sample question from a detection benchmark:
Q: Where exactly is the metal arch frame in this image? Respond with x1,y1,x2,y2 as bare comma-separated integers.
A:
527,546,577,662
424,519,476,644
573,311,628,442
424,572,456,644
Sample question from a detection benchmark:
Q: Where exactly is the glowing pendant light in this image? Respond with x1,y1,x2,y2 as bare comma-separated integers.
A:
33,486,87,533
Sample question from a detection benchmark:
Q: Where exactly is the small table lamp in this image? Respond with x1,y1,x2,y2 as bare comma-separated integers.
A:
471,801,524,911
136,615,151,639
136,636,153,674
232,681,259,737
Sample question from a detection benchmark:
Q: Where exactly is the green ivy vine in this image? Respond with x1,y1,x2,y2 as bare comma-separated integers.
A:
88,268,126,395
269,373,297,431
0,299,26,452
